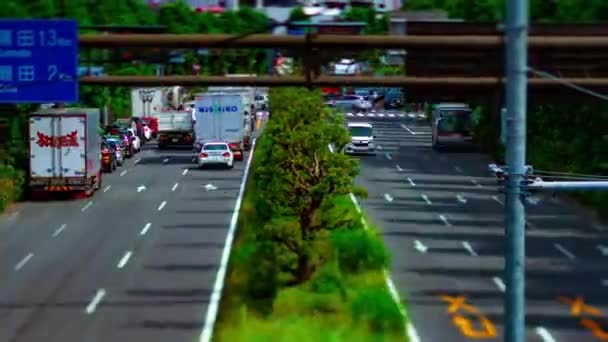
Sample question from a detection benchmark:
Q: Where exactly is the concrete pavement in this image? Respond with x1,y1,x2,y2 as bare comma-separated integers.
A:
0,144,251,342
348,114,608,342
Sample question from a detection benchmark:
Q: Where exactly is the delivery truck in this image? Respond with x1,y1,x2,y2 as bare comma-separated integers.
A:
28,108,102,197
155,110,194,148
206,87,254,150
193,93,245,161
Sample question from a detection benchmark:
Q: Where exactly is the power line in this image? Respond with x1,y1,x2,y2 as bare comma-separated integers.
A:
527,66,608,101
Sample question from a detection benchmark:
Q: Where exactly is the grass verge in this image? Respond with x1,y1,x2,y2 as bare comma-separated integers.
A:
215,175,409,341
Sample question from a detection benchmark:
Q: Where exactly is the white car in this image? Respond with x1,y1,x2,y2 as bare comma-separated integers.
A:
127,128,141,152
197,142,234,169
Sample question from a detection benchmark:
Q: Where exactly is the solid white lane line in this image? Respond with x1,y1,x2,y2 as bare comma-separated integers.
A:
492,195,504,206
119,170,127,176
103,185,111,192
171,182,179,192
554,243,576,260
349,193,362,213
439,214,451,227
384,193,394,202
85,289,106,314
134,158,141,164
456,194,468,204
421,194,432,205
81,201,93,212
182,168,189,176
407,177,416,186
535,327,557,342
117,251,133,269
14,253,34,271
52,224,67,237
140,223,152,236
157,201,167,211
461,241,478,256
385,153,392,160
201,139,257,342
492,277,506,292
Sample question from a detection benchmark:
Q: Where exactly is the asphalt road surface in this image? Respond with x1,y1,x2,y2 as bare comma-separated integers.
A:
0,143,251,342
347,113,608,342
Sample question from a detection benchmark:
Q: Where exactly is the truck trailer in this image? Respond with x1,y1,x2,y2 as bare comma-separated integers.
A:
194,93,245,161
155,110,194,148
28,108,102,197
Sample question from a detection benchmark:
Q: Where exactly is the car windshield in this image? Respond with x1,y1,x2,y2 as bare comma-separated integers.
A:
204,144,228,151
349,126,372,136
437,111,472,133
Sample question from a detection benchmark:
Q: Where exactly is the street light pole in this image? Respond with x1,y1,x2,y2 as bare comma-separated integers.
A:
504,0,529,341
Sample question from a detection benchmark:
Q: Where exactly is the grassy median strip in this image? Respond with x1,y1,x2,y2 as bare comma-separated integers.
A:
215,88,408,341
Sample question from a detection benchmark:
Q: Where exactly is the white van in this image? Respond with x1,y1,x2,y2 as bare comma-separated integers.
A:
344,122,376,155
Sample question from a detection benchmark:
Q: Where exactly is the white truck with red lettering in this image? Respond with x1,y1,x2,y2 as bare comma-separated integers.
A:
28,108,102,197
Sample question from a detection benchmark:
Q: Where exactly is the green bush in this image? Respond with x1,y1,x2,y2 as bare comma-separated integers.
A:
0,163,24,213
350,287,404,332
331,228,391,274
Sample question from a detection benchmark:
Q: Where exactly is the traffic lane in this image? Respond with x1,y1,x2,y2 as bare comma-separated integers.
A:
356,122,573,341
404,120,608,236
355,169,573,341
79,151,248,342
0,152,180,342
0,152,146,280
398,121,608,267
357,157,491,341
376,121,608,341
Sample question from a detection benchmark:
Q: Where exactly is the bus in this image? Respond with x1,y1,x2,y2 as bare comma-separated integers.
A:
431,103,474,150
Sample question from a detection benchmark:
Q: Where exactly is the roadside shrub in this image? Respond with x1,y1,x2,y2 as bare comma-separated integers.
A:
331,228,390,274
0,163,24,213
350,287,404,332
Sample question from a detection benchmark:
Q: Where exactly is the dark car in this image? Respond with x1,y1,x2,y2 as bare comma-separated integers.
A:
101,141,118,173
384,88,404,109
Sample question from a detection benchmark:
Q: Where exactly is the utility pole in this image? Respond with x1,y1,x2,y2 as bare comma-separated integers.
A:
504,0,528,341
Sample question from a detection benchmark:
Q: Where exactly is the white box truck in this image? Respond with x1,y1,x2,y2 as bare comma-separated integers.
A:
154,110,194,148
206,87,254,150
194,93,245,161
28,108,102,196
130,87,165,117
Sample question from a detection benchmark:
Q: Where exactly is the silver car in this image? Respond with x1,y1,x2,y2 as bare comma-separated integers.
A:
333,95,372,112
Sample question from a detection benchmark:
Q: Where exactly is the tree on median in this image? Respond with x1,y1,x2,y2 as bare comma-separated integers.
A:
251,88,365,286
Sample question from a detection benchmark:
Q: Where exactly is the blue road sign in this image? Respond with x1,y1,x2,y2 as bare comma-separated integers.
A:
0,19,78,103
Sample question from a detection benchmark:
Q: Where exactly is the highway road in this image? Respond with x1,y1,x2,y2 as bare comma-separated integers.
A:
348,113,608,342
0,144,251,342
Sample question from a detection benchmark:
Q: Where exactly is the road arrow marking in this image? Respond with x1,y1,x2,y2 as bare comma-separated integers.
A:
384,193,394,202
597,245,608,256
462,241,478,256
456,194,468,204
137,185,146,193
414,240,428,253
205,183,217,191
